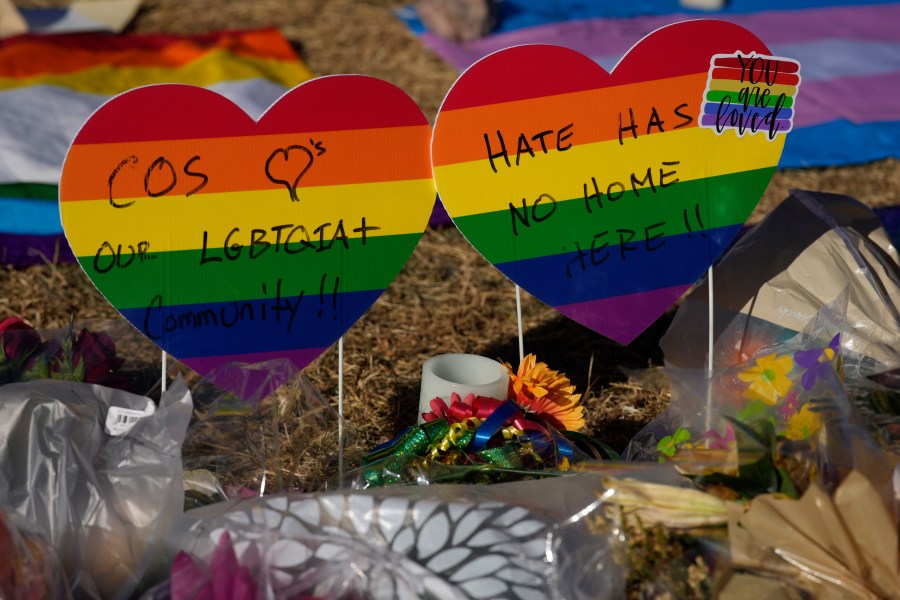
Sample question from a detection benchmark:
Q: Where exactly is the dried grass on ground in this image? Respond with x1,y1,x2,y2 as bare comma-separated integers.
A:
5,0,900,489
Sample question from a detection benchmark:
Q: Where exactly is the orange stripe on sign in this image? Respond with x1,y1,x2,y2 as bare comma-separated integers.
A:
432,72,707,167
61,125,432,202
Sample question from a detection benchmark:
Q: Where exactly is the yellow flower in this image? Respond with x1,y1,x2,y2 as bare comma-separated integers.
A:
737,353,794,405
503,354,585,431
785,404,822,440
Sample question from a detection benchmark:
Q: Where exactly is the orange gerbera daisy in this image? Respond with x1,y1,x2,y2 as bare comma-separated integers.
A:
503,354,585,431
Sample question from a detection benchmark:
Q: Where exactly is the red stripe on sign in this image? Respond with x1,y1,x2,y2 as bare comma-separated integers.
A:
711,67,800,86
72,77,428,145
439,44,608,111
713,56,800,74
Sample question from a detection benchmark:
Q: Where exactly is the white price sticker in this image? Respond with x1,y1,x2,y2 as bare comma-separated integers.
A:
105,402,156,436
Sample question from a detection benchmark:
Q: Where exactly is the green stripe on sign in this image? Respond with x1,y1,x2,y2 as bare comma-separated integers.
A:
705,90,794,108
452,167,774,265
77,232,422,309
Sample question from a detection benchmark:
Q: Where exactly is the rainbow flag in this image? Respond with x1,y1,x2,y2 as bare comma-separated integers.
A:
59,80,434,397
0,28,313,267
402,0,900,169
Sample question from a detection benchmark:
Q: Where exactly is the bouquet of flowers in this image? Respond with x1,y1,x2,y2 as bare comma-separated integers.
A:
355,354,615,487
612,296,900,598
0,316,127,389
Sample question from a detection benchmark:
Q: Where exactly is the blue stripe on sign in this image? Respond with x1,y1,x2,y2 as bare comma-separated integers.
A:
120,287,383,358
494,224,742,307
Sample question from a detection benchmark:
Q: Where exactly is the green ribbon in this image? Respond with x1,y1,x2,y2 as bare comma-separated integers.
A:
362,420,451,486
474,444,524,470
362,419,450,465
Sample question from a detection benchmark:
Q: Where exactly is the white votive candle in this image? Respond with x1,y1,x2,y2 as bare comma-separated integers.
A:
418,354,509,423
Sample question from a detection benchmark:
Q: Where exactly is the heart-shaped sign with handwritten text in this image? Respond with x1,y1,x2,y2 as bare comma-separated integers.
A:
61,78,435,400
432,20,799,344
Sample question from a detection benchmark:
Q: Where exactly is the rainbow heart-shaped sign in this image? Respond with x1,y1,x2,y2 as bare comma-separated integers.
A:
432,20,797,344
61,77,435,399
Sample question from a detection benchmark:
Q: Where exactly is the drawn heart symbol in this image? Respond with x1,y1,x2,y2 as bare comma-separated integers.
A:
264,144,316,202
432,20,789,344
61,77,435,400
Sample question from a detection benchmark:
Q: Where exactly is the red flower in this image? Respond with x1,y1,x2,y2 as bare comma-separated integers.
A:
0,316,41,364
18,326,127,389
421,392,506,424
72,328,125,385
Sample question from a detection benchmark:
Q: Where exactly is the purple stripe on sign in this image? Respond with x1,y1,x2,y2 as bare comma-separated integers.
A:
422,4,900,72
700,113,793,132
181,346,327,404
703,103,794,119
793,70,900,127
554,284,691,346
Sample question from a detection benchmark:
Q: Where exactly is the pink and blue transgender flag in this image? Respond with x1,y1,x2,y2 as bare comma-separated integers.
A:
400,0,900,169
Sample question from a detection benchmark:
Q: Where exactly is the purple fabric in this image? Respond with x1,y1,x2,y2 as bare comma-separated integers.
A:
0,232,75,268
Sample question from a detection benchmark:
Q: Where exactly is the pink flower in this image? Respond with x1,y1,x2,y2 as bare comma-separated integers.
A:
422,394,453,422
171,531,257,600
421,392,505,424
700,422,735,450
779,389,799,420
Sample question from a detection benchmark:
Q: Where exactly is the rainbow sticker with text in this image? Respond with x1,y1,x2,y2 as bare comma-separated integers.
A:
60,78,435,400
700,52,801,138
432,20,796,345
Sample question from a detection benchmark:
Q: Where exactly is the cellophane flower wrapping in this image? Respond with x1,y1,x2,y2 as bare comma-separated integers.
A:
627,292,896,505
615,192,900,598
142,472,705,600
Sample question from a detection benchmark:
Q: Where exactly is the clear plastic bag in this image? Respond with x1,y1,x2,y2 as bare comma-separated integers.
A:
627,293,896,511
0,506,70,600
0,375,192,599
661,189,900,375
142,473,637,599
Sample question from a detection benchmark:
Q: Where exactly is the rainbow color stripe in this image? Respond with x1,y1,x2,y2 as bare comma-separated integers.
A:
432,21,786,344
700,53,801,137
60,79,434,397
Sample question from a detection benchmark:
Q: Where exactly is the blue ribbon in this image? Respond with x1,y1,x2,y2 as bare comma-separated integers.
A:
468,399,523,452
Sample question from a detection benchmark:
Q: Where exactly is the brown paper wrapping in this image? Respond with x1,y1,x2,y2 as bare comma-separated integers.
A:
729,471,900,599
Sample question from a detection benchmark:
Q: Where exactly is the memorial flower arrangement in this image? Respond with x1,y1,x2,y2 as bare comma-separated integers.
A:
653,334,843,500
356,354,614,487
0,316,127,388
596,467,900,599
595,328,899,598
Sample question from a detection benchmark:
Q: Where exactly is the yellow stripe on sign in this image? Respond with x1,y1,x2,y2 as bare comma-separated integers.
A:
0,49,311,93
61,177,435,256
432,126,783,218
709,80,797,97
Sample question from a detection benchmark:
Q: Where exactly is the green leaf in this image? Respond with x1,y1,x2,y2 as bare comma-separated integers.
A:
737,400,772,422
776,466,800,499
673,427,691,444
